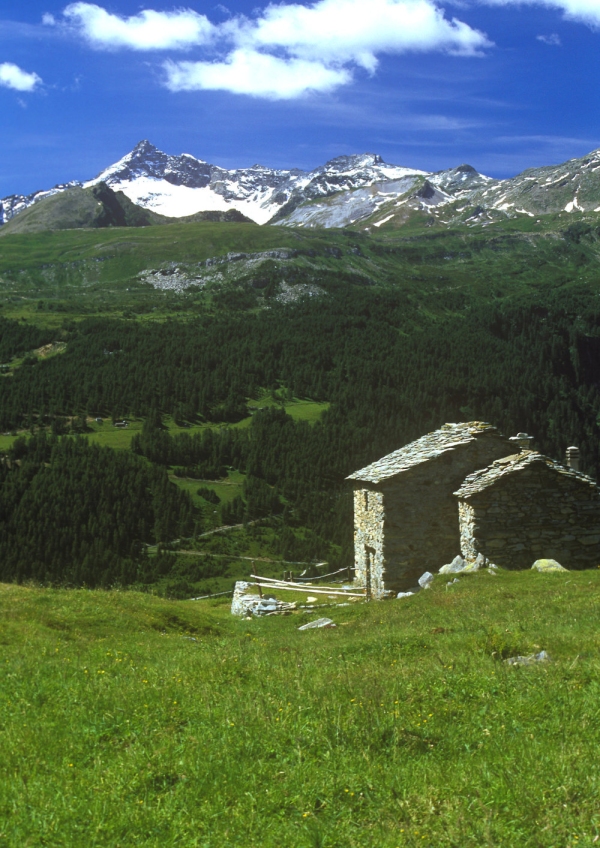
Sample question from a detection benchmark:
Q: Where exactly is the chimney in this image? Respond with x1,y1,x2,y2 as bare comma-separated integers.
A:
565,446,580,472
509,432,534,452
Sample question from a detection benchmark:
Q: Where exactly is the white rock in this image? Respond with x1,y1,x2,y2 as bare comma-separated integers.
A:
462,553,488,573
505,650,551,666
231,581,296,617
418,571,434,589
531,559,568,573
439,555,466,574
298,618,336,630
396,591,414,599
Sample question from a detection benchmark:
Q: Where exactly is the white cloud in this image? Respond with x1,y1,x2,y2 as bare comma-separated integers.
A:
481,0,600,28
59,0,492,98
0,62,42,91
165,0,490,98
62,3,215,50
42,13,57,26
164,50,351,98
537,32,561,43
243,0,491,69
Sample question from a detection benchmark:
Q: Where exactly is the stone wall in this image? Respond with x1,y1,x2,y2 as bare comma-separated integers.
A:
458,501,478,560
458,464,600,570
353,488,385,599
375,434,515,591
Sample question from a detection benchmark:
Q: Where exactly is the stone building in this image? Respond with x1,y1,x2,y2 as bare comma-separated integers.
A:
347,422,515,597
455,451,600,570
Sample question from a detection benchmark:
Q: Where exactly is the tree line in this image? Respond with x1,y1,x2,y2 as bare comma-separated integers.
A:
0,282,599,586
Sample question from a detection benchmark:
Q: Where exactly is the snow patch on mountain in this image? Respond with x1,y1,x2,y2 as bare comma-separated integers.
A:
103,177,281,225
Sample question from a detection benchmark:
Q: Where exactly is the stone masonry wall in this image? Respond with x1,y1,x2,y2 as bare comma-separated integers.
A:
353,488,386,599
459,466,600,570
377,434,514,591
458,501,478,560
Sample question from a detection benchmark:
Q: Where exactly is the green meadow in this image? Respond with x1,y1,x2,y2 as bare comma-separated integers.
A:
0,397,329,454
1,568,599,848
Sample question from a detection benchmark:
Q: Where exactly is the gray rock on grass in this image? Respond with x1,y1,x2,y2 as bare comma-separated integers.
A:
505,650,551,666
418,571,434,589
298,618,336,630
462,553,490,573
532,559,568,573
439,555,466,575
440,553,498,575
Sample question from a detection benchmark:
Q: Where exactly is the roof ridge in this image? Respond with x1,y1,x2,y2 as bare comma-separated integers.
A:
455,451,597,498
347,421,500,484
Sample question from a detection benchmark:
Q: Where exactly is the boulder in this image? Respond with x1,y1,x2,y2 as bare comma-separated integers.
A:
440,553,497,575
531,559,568,573
231,581,297,617
418,571,434,589
462,553,488,573
439,555,466,575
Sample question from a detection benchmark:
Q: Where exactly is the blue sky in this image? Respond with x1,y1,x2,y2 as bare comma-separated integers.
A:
1,0,600,197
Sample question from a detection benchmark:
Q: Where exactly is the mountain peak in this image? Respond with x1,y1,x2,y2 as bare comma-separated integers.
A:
322,153,385,172
132,139,159,155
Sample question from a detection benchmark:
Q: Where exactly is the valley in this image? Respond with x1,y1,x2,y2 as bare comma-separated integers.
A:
0,205,599,599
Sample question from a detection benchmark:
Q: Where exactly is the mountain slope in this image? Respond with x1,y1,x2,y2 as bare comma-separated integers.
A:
0,182,254,236
4,141,600,231
0,183,168,236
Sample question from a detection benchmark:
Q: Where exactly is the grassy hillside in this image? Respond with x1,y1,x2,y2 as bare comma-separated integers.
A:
1,569,599,847
0,184,254,238
1,211,600,322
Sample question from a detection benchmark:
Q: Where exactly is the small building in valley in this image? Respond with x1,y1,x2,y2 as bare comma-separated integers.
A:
455,451,600,571
348,422,600,598
347,422,515,597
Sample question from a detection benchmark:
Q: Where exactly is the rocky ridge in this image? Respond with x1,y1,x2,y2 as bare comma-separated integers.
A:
4,140,600,230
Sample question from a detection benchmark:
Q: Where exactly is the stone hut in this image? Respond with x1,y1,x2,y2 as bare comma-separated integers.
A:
347,422,515,597
455,451,600,570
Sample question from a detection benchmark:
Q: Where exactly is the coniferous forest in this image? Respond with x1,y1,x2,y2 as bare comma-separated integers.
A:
0,218,599,590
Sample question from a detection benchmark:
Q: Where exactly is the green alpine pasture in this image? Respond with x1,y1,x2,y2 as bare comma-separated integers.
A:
1,569,599,848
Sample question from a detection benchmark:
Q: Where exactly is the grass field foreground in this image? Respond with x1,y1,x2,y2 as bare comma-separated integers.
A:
1,568,599,847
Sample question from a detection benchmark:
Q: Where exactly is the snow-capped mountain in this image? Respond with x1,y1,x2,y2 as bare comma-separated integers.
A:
84,141,426,225
3,141,600,230
0,141,426,228
276,164,495,228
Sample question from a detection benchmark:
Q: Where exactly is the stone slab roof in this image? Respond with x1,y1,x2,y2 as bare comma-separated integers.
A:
454,451,598,498
347,422,500,485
